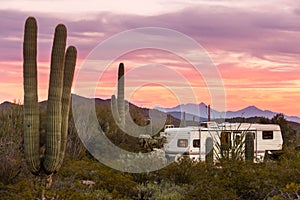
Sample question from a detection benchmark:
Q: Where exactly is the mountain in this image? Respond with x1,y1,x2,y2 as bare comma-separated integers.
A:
225,106,275,119
155,103,300,123
155,103,222,119
167,111,207,122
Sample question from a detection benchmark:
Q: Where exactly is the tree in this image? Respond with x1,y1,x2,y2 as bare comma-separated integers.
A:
271,114,296,146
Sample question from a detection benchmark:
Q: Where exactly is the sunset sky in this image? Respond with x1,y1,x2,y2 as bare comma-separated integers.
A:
1,0,300,117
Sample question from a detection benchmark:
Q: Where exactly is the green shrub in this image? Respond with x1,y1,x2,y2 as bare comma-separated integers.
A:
134,182,185,200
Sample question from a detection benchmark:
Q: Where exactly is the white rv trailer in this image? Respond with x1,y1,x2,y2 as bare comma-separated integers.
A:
161,122,283,162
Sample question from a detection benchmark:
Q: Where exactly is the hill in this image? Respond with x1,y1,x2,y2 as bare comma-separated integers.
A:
1,97,299,132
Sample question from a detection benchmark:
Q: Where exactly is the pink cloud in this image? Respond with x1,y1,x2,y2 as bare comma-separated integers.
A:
219,64,300,87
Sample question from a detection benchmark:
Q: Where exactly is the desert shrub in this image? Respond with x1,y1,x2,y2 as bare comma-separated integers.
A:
134,181,185,200
267,182,300,200
0,104,24,184
89,189,113,200
272,147,300,187
58,157,137,199
159,157,200,185
95,172,137,199
185,182,236,200
156,181,185,200
183,147,300,200
0,180,39,199
65,115,86,159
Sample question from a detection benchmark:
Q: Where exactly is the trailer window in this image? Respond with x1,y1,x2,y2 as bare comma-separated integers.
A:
178,139,188,147
193,139,200,148
200,123,208,128
262,131,273,139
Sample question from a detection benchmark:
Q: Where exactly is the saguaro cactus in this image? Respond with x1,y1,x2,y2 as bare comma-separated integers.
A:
111,64,156,136
111,63,125,127
23,16,77,181
205,137,214,164
146,119,152,135
182,112,186,127
245,132,254,162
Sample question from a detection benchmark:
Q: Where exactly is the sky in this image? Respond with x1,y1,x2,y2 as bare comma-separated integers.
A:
1,0,300,117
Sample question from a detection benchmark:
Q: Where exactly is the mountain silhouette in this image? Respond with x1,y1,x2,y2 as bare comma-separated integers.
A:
155,103,300,123
1,97,299,123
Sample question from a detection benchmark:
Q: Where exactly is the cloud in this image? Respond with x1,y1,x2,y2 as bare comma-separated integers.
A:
3,4,299,62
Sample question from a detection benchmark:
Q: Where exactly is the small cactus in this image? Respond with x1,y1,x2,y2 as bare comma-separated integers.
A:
182,112,186,127
23,16,77,181
111,94,120,123
245,132,254,162
146,119,152,135
205,137,214,164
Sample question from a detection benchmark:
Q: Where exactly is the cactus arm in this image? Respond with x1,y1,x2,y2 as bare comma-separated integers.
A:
146,119,152,135
43,24,67,174
111,94,120,123
56,46,77,171
117,63,125,127
57,46,77,169
23,17,40,174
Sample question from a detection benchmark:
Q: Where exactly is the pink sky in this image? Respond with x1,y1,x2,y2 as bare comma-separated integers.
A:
0,0,300,117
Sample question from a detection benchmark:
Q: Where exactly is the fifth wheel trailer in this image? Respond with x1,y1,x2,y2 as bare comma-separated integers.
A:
161,122,283,162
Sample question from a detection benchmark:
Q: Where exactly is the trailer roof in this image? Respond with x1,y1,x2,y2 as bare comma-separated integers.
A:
164,122,281,132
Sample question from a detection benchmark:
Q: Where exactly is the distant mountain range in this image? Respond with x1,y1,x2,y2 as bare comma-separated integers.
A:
1,96,299,124
155,103,300,123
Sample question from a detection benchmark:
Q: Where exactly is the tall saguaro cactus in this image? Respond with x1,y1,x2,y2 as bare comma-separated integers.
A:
111,63,125,127
23,16,77,181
